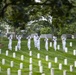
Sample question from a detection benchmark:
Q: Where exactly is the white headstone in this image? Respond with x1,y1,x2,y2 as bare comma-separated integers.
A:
73,50,76,56
6,50,9,56
72,35,74,39
21,55,24,61
18,70,21,75
41,73,45,75
45,55,49,61
29,71,32,75
74,61,76,67
7,68,11,75
13,52,16,58
64,59,67,65
29,58,32,64
20,63,23,69
39,66,43,73
15,46,17,51
50,42,52,47
65,47,68,53
48,62,51,68
70,42,72,47
57,45,60,50
10,61,14,67
29,51,32,56
37,53,40,59
29,64,32,71
54,57,58,63
63,70,66,75
51,68,54,75
0,49,1,54
59,63,62,70
70,65,73,72
2,59,5,65
38,60,42,66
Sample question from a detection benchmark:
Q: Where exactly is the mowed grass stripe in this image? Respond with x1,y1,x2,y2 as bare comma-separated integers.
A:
0,39,76,75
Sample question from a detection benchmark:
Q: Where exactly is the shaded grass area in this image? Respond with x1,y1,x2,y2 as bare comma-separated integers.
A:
0,38,76,75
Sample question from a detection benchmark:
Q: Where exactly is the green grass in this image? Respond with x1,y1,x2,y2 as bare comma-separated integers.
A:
0,38,76,75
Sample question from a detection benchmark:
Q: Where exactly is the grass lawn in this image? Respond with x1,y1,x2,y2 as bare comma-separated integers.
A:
0,38,76,75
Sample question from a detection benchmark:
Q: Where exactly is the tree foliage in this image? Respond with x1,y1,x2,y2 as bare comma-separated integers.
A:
40,27,52,34
0,0,76,34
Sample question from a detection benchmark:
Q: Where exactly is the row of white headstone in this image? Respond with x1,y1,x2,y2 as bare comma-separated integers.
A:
50,41,73,51
1,53,76,67
51,68,68,75
0,61,75,75
0,67,67,75
1,49,76,60
0,49,76,63
1,49,76,65
7,68,22,75
1,57,76,74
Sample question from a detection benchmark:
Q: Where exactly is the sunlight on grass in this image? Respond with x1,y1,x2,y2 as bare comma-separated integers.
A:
0,39,76,75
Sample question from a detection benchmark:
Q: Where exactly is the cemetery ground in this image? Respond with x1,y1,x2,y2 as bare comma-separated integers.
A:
0,38,76,75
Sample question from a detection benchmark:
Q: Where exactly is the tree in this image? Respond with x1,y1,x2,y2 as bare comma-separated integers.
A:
0,0,76,35
0,25,5,44
40,27,52,34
